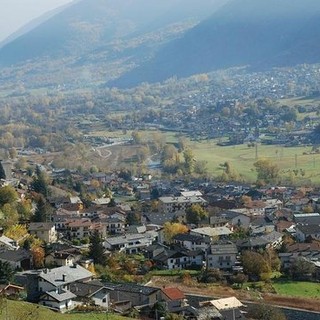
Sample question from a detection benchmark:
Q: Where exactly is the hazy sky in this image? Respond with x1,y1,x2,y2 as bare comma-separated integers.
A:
0,0,74,42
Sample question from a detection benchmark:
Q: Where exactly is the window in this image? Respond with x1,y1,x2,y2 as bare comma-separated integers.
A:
102,298,107,303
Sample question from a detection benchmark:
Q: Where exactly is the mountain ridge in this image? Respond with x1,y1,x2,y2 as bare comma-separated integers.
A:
111,0,320,87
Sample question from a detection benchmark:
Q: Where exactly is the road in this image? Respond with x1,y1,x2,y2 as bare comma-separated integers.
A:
185,294,320,320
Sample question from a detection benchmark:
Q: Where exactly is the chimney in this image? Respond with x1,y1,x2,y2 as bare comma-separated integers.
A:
62,274,67,282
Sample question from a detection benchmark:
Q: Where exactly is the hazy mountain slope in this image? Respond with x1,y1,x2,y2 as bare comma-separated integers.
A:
112,0,320,87
0,2,75,49
0,0,228,66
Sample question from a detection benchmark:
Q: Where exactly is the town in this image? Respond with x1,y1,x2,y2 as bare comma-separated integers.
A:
0,153,319,319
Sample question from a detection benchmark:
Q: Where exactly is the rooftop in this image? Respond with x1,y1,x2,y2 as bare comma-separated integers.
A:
39,264,92,286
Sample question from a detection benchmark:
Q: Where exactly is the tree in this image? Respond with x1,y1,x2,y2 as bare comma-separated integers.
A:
31,246,45,268
220,161,240,181
126,212,141,226
4,224,28,241
253,158,279,184
131,131,144,144
248,304,286,320
290,257,315,280
194,160,208,175
163,222,188,243
32,195,51,222
183,149,194,174
151,301,167,320
0,203,19,228
186,204,208,225
198,268,223,283
177,137,188,152
0,261,14,284
8,148,17,159
31,171,49,197
263,248,281,272
0,162,6,180
231,273,248,288
17,199,33,221
89,230,106,265
0,185,18,206
241,251,271,280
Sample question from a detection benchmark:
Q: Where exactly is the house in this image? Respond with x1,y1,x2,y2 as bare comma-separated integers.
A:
264,199,283,212
21,264,93,311
180,190,203,197
0,234,19,251
210,211,250,230
0,248,32,270
260,230,283,248
279,251,320,273
65,218,106,239
285,198,310,212
161,287,188,313
201,297,246,320
152,247,204,270
190,227,232,241
143,211,187,226
0,283,24,296
293,213,320,225
28,223,57,243
195,306,223,320
236,238,269,251
101,217,126,235
40,289,76,311
103,232,156,254
0,160,12,180
69,280,110,308
206,243,239,271
102,282,161,308
296,224,320,242
45,251,79,267
92,198,111,206
63,196,84,211
158,196,207,214
51,196,84,211
172,233,210,251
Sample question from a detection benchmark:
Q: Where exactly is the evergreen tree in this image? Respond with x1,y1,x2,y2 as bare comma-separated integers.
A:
0,162,6,180
33,196,50,222
31,169,49,197
0,261,14,284
89,230,106,265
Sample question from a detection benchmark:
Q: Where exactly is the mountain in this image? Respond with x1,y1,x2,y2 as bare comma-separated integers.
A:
0,2,75,49
112,0,320,87
0,0,228,66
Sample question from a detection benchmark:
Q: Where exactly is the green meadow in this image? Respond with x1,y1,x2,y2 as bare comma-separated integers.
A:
272,281,320,299
189,141,320,184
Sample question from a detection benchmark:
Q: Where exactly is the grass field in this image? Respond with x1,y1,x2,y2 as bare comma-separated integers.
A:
88,127,320,184
0,299,127,320
272,281,320,299
189,140,320,183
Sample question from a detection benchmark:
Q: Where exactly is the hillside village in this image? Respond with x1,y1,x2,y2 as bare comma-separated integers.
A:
0,157,320,319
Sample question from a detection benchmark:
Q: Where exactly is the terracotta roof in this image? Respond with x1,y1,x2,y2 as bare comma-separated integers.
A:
162,287,185,300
